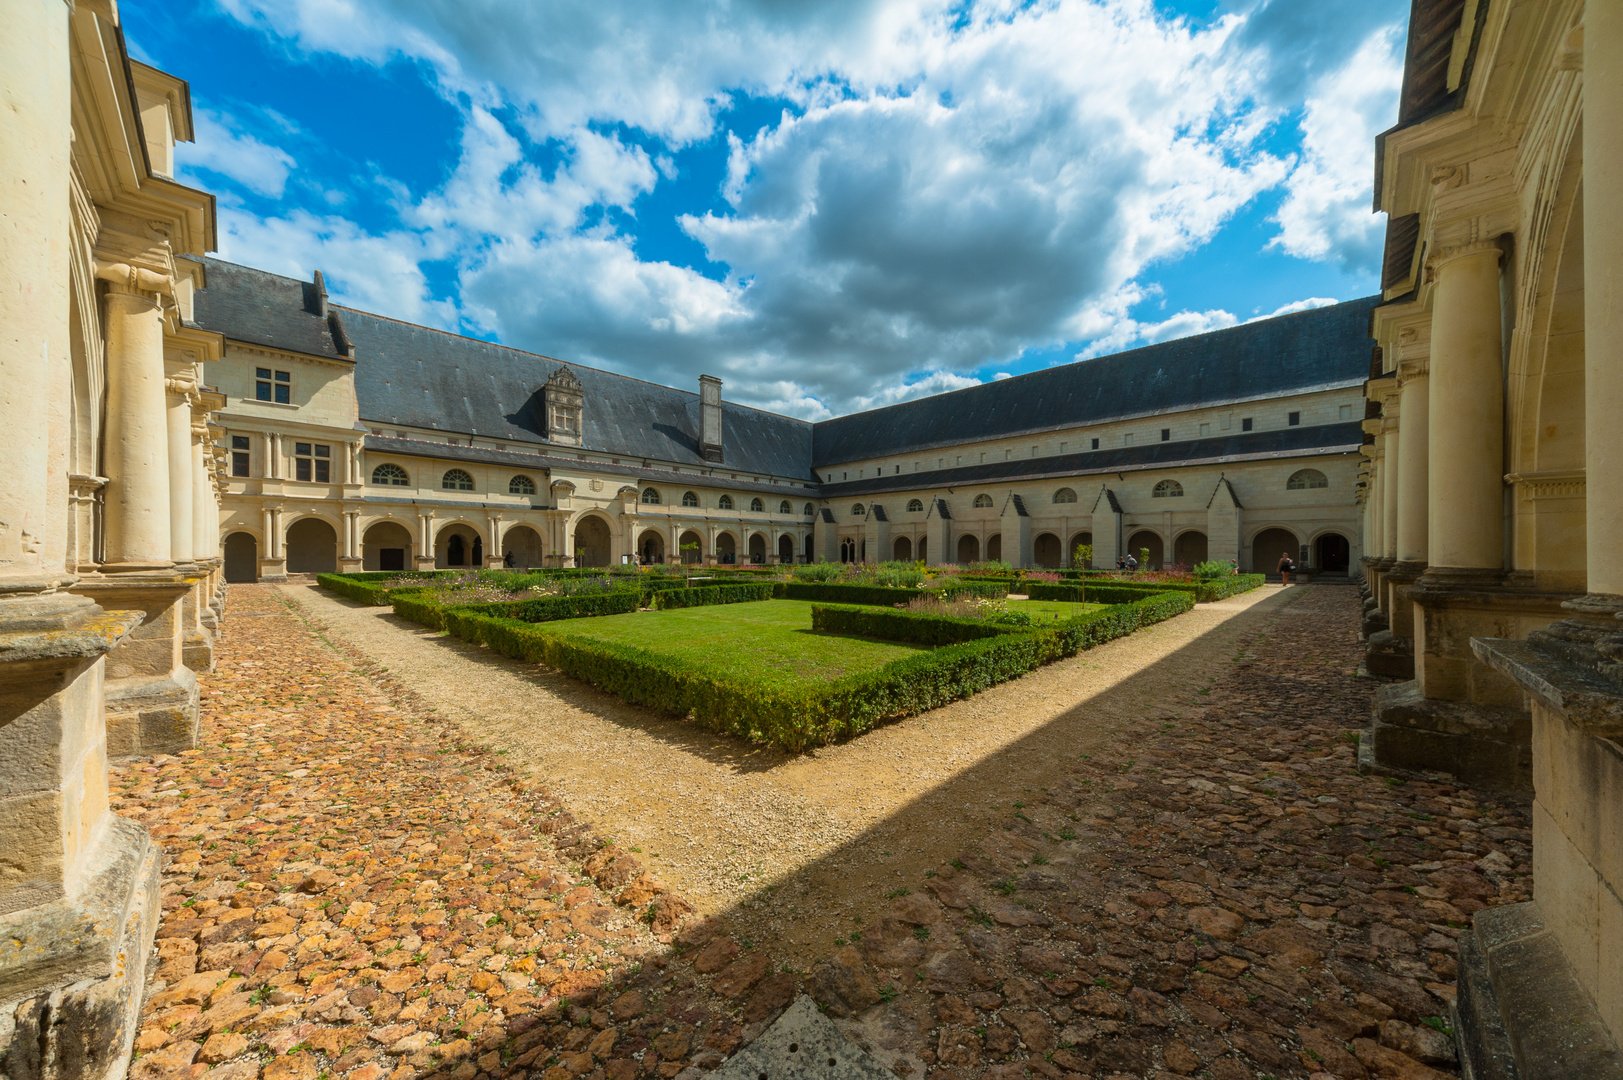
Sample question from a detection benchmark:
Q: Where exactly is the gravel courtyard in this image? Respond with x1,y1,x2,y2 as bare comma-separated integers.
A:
118,582,1531,1080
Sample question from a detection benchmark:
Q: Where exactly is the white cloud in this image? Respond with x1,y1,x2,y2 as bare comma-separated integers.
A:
1270,26,1402,269
1251,296,1339,320
194,0,1402,417
178,109,296,198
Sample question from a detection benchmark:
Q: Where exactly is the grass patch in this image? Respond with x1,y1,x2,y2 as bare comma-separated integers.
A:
528,600,922,692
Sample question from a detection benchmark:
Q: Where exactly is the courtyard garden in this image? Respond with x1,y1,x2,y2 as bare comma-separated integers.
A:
317,562,1210,750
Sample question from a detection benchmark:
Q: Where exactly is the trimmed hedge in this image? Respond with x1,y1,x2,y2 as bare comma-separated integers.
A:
810,604,1013,646
936,578,1010,601
782,582,924,606
653,583,777,609
1023,582,1089,603
1027,575,1265,604
318,574,392,605
389,589,447,629
394,589,641,631
1194,574,1267,600
428,589,1194,750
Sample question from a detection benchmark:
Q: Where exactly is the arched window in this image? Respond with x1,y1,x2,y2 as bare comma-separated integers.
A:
442,469,474,491
750,497,764,512
682,491,699,507
1053,487,1077,504
779,500,792,514
509,475,536,495
907,498,924,512
1287,468,1329,490
719,494,734,510
1152,479,1184,498
371,463,409,486
852,504,866,516
802,503,816,517
641,487,661,504
973,493,994,508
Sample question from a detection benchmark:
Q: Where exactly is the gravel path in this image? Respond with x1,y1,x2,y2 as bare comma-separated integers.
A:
288,582,1292,955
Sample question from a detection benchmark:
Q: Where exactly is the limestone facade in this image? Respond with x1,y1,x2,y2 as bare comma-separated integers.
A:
1357,0,1623,1069
0,2,226,1074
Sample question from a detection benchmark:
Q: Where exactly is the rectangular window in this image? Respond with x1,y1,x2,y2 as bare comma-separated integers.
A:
1091,437,1099,450
293,442,331,483
1288,411,1301,426
1242,417,1254,432
255,368,272,401
1123,433,1133,446
1339,404,1353,421
274,370,291,404
1160,428,1170,442
1199,422,1210,437
231,435,250,477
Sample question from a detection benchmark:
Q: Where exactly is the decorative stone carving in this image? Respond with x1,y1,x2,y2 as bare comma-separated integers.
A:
544,366,584,447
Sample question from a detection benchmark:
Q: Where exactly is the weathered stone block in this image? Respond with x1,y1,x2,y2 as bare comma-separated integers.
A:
1363,680,1531,789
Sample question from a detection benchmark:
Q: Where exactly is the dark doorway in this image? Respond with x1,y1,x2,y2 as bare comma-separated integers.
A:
1316,532,1351,573
223,532,257,583
379,548,405,572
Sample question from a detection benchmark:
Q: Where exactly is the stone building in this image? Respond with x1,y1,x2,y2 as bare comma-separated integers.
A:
1357,0,1623,1071
0,2,225,1075
192,258,1376,581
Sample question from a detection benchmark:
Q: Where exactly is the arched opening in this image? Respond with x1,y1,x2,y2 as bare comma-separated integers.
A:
436,523,481,568
502,525,544,569
893,535,913,561
839,537,856,563
223,532,258,583
679,530,705,564
957,534,980,563
1315,532,1351,574
1033,533,1061,567
804,533,815,562
1070,531,1093,568
986,534,1002,562
716,531,738,565
778,534,794,563
638,529,667,565
748,533,768,564
1251,527,1300,576
973,494,994,509
573,516,613,567
1174,530,1209,567
286,518,338,574
1126,529,1164,570
918,537,928,564
363,521,413,571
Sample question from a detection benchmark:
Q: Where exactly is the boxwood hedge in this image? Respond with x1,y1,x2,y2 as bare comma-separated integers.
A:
652,583,778,609
425,589,1193,750
392,588,641,631
1026,575,1265,604
782,582,924,606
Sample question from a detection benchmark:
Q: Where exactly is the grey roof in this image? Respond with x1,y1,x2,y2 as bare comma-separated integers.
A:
817,422,1363,498
194,258,814,480
363,435,818,499
810,296,1379,467
191,258,351,362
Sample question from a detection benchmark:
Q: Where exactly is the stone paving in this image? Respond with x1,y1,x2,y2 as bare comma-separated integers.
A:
117,582,1532,1080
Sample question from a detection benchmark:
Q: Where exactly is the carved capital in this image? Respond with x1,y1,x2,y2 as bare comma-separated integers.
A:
1427,239,1503,275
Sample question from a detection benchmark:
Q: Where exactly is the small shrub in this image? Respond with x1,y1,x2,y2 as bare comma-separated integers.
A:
792,562,845,583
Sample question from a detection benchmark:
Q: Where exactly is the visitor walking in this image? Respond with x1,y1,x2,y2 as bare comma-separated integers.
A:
1116,555,1126,571
503,550,515,568
1278,552,1294,585
1125,553,1138,573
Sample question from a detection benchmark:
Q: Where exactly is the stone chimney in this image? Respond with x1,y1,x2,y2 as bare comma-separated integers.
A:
699,374,723,463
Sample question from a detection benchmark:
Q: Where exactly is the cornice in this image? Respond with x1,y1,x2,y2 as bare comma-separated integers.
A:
1506,468,1585,500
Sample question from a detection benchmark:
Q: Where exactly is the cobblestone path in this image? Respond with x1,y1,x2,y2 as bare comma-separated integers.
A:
117,582,1532,1080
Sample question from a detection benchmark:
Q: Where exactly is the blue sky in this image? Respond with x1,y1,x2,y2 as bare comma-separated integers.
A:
125,0,1408,419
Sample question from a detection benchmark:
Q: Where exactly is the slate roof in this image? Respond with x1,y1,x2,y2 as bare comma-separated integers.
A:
810,296,1379,467
194,259,814,480
816,422,1363,499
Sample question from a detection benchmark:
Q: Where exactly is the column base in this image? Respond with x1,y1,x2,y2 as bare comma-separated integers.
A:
413,556,437,572
1360,680,1531,790
1364,629,1415,679
0,816,162,1080
1454,902,1623,1080
104,668,199,757
257,557,288,583
339,557,364,573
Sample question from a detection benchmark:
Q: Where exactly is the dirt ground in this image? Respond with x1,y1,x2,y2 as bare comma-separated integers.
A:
286,582,1295,964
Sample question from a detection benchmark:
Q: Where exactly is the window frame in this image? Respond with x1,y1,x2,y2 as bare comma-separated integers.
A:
640,487,661,505
509,474,537,496
779,500,792,514
681,491,699,507
718,495,734,510
293,441,331,483
749,497,764,512
906,498,924,512
1242,417,1254,432
371,463,410,487
1287,469,1329,491
1053,488,1077,504
230,435,250,478
443,469,476,492
972,493,994,508
1288,411,1301,426
1152,479,1184,498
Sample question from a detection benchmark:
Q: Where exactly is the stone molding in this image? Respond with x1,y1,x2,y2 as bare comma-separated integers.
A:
1505,469,1586,500
1426,238,1506,276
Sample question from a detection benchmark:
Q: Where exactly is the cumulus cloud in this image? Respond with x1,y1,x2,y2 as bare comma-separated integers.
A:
194,0,1404,418
178,109,297,198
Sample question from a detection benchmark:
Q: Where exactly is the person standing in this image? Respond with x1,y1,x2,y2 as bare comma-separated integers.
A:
1278,551,1294,585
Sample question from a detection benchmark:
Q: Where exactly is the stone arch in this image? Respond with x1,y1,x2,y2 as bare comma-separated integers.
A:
637,529,666,565
362,519,414,571
572,513,614,567
804,533,815,562
715,530,738,564
1126,529,1164,570
748,532,768,564
1173,530,1209,568
1250,527,1301,575
678,529,705,564
503,525,545,569
986,533,1002,562
1314,531,1351,574
286,516,339,574
1070,531,1093,567
435,520,483,568
957,534,980,563
778,533,794,563
223,531,258,583
840,537,857,563
1033,532,1061,567
893,535,913,561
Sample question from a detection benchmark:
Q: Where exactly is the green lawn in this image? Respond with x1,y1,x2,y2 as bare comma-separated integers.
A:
527,597,1107,692
530,599,924,692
